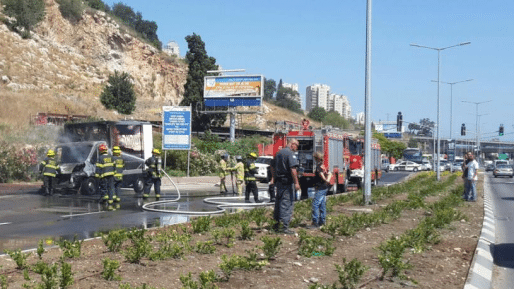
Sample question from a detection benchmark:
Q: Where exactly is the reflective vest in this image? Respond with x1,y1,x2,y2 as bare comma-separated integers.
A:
145,155,162,179
244,160,257,182
95,153,115,178
40,157,60,177
113,155,125,181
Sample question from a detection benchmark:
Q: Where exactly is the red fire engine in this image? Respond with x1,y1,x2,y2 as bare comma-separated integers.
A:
272,119,382,199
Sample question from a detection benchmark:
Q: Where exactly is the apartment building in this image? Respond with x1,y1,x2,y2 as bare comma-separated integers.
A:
306,84,331,111
283,82,302,108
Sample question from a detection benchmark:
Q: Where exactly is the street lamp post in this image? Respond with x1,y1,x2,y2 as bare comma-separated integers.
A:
462,100,492,163
431,79,473,139
410,41,470,181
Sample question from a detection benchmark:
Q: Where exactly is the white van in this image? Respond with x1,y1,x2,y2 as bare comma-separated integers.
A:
381,158,390,172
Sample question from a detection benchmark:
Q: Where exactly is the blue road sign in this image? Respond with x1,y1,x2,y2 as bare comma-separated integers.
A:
162,106,191,150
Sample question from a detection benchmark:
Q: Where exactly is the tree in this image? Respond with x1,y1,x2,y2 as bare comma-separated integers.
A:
323,111,350,129
84,0,109,12
1,0,46,37
276,79,283,100
374,133,406,160
408,138,418,148
100,71,136,115
180,33,225,130
57,0,83,23
263,78,276,101
307,106,327,122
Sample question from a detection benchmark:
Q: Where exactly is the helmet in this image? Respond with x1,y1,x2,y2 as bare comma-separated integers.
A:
248,152,258,159
152,148,161,155
99,144,108,153
47,149,55,157
113,146,121,155
235,155,242,161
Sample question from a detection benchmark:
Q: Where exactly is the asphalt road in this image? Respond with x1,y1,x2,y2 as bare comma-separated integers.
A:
488,171,514,288
0,171,412,254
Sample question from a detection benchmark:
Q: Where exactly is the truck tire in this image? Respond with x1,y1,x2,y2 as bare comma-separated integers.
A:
134,176,145,194
81,177,97,195
337,178,348,193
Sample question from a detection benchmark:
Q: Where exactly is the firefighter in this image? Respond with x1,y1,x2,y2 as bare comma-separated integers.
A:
39,149,60,196
143,148,162,199
95,144,115,204
244,152,262,203
231,155,245,196
219,153,229,194
112,146,124,202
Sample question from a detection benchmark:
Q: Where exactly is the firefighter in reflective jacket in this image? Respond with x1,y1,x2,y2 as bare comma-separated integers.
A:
219,153,229,194
244,152,262,203
39,149,60,196
95,144,115,204
231,155,245,196
112,146,124,202
143,148,162,199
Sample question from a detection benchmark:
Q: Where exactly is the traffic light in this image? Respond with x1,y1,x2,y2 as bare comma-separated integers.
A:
397,112,403,132
499,124,504,136
461,123,466,136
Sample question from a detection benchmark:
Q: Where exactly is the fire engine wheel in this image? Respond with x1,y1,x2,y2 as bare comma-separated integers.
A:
134,177,145,194
80,177,97,195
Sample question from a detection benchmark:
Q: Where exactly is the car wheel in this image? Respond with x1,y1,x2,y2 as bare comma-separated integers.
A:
80,177,97,195
134,176,145,194
413,167,418,172
494,174,498,178
394,167,399,171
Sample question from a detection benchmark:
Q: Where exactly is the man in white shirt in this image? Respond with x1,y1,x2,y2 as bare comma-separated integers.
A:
467,153,479,202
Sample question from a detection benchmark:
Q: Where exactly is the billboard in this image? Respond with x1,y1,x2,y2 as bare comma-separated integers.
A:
162,106,191,150
204,75,263,98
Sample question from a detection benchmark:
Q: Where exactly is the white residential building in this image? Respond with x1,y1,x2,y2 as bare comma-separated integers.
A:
163,41,180,57
306,84,331,111
283,82,302,108
356,112,365,125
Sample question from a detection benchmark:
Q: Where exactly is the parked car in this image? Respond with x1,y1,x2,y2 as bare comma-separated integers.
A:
493,164,514,178
395,161,422,172
254,156,273,182
421,160,432,171
389,161,405,171
434,160,448,172
451,161,463,171
382,159,390,172
485,163,494,172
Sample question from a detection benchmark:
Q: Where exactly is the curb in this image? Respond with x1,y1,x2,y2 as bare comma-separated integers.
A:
464,176,494,289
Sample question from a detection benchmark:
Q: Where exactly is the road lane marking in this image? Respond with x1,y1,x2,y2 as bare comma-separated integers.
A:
0,222,12,226
61,211,105,218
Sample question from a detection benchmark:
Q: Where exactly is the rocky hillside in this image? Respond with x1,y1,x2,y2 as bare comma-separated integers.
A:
0,0,187,127
0,0,315,134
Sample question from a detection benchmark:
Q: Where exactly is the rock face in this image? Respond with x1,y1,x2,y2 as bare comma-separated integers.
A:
0,0,187,120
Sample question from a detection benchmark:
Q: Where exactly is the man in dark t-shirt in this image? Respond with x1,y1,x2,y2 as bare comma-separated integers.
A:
273,138,300,234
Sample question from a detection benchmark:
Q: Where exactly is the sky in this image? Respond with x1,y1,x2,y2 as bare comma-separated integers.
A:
104,0,514,142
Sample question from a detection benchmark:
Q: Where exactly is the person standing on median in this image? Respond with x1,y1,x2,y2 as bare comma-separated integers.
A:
310,152,332,228
112,146,124,203
39,149,60,196
461,152,470,200
467,153,479,201
273,138,301,235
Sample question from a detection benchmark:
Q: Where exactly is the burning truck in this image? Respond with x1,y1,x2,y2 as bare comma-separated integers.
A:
50,121,153,195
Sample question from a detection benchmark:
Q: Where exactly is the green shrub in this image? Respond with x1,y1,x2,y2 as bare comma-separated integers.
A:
56,0,83,22
124,228,152,264
1,0,45,35
0,142,38,182
334,258,368,289
260,236,282,260
100,70,136,115
191,216,211,234
57,236,83,259
4,249,31,269
101,229,128,252
101,258,121,281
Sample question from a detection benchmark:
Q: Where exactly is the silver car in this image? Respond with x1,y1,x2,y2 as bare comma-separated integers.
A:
493,164,514,178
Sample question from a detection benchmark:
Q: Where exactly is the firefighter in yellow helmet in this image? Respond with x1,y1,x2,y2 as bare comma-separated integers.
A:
143,148,162,198
39,149,60,196
112,146,124,203
230,155,245,196
95,143,115,204
244,152,262,203
219,153,229,194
